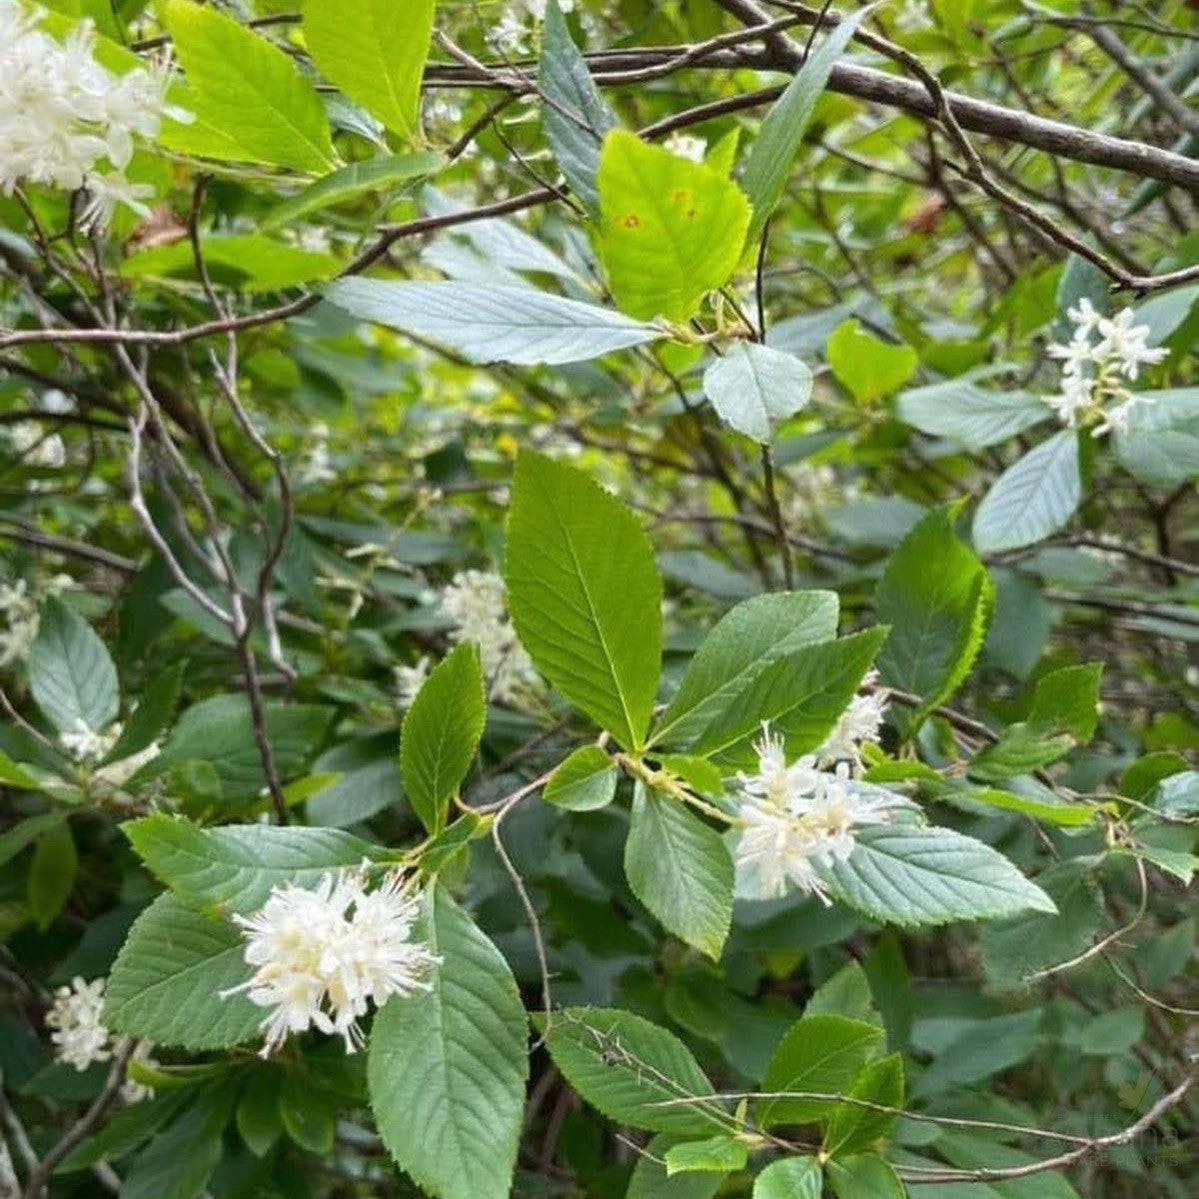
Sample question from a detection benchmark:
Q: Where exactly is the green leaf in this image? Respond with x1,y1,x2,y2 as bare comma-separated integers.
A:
625,783,733,960
262,152,442,229
27,596,118,736
753,1157,822,1199
541,1007,723,1134
544,745,618,811
506,451,662,749
122,1086,234,1199
654,591,839,746
120,235,340,293
1113,388,1199,487
400,643,486,834
322,279,661,365
279,1072,335,1154
539,0,617,216
702,343,813,443
973,430,1082,554
815,824,1058,926
967,724,1074,782
826,1154,904,1199
0,812,65,867
665,1135,748,1176
104,661,186,764
826,319,918,404
236,1075,283,1157
759,1014,884,1127
27,821,77,929
630,1135,730,1199
1148,770,1199,817
150,695,333,801
368,886,528,1199
1133,282,1199,345
597,129,751,322
105,894,262,1051
161,0,335,173
124,814,376,914
692,627,888,764
740,8,870,245
303,0,434,141
1028,662,1104,740
806,961,879,1027
824,1054,903,1157
980,863,1104,988
875,506,993,718
898,378,1049,449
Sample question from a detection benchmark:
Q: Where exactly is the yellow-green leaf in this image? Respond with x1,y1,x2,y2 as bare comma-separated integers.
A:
597,130,751,322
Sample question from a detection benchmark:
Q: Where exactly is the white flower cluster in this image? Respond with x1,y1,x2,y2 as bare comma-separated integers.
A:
394,656,431,707
296,421,337,486
8,421,66,469
1044,300,1167,437
733,679,893,902
223,869,438,1057
60,717,123,764
0,574,73,667
0,0,178,229
895,0,933,32
785,462,861,529
663,132,707,163
442,570,540,705
44,976,157,1100
494,0,572,53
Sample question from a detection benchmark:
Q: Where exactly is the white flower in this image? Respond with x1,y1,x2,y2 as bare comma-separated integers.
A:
442,570,540,704
0,2,174,214
733,723,896,902
1093,308,1168,380
90,740,161,790
60,718,122,764
46,977,111,1071
894,0,932,31
664,132,707,163
8,421,65,467
819,673,888,764
223,868,438,1057
79,171,154,233
394,656,431,707
1042,304,1165,436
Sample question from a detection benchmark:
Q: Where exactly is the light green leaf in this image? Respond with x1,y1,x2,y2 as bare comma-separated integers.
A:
368,886,528,1199
625,783,733,960
740,8,870,245
400,643,486,834
104,661,186,765
630,1135,729,1199
303,0,434,141
702,343,813,443
539,0,617,216
1113,387,1199,487
506,451,662,749
1028,662,1104,740
105,894,262,1051
824,1053,904,1157
322,279,661,365
826,1154,905,1199
760,1014,884,1127
654,591,839,747
597,129,751,322
875,506,993,718
815,824,1058,926
665,1135,748,1176
161,0,335,173
692,627,888,764
120,235,339,293
544,745,618,811
262,152,443,229
1132,282,1199,345
0,812,65,867
826,320,918,405
806,961,879,1027
28,596,118,736
898,378,1049,449
124,814,376,914
967,723,1074,782
973,430,1082,553
753,1157,822,1199
541,1007,723,1135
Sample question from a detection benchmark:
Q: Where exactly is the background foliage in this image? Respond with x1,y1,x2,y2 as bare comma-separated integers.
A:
0,2,1196,1198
